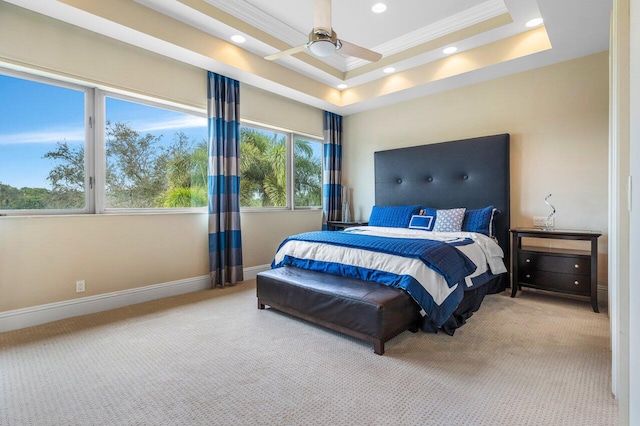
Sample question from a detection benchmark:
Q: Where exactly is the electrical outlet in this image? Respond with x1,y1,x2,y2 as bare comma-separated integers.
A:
76,280,85,293
533,216,554,228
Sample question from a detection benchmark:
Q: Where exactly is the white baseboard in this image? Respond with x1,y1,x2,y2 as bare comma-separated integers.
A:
243,264,271,280
2,265,602,334
0,275,211,333
0,264,272,333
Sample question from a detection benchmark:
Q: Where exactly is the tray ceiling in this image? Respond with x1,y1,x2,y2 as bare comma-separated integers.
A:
2,0,612,115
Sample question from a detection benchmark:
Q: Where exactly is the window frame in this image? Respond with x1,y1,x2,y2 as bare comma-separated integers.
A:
291,133,324,210
95,89,208,214
0,67,323,216
0,67,210,216
0,68,95,216
239,120,323,212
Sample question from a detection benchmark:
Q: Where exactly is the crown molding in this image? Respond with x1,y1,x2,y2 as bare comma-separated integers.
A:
345,0,509,70
201,0,507,73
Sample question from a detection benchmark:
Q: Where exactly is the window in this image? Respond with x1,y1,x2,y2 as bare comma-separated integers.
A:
0,69,207,215
102,95,208,210
293,136,322,208
0,68,321,215
239,125,288,208
240,123,322,210
0,72,91,213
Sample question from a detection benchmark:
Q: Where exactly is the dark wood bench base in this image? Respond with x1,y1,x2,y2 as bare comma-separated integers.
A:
257,267,421,355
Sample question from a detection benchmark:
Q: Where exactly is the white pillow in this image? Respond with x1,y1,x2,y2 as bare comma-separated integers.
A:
433,208,466,232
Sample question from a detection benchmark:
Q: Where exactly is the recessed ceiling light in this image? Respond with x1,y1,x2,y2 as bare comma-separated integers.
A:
371,3,387,13
337,84,348,90
525,18,543,28
443,46,458,54
383,67,396,74
230,35,246,43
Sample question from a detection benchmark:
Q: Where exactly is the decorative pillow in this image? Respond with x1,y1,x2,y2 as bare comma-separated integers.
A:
433,208,466,232
408,214,435,231
419,207,437,218
368,205,421,228
462,206,497,236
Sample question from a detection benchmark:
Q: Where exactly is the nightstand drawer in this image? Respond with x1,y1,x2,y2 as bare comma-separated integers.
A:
510,228,601,312
518,251,590,276
517,270,590,295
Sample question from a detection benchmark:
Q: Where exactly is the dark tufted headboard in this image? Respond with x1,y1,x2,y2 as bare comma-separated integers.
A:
374,134,510,269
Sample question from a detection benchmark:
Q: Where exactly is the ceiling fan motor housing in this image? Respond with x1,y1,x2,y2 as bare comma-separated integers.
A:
308,29,340,57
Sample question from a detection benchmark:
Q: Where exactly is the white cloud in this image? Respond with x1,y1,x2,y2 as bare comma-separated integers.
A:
0,116,207,146
0,127,85,145
134,116,207,133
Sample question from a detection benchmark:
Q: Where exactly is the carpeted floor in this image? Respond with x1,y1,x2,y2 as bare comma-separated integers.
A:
0,281,617,425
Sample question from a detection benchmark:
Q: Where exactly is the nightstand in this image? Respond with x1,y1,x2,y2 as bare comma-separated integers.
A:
510,228,601,312
327,221,368,231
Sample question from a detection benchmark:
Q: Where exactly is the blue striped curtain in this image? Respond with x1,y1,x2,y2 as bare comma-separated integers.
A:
322,111,342,228
207,72,243,287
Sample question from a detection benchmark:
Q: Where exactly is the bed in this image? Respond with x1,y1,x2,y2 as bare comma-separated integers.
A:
257,134,510,354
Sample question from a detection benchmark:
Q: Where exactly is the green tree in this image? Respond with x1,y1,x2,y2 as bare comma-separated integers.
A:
293,138,322,207
0,182,51,210
105,121,170,208
43,141,85,209
159,135,207,208
239,127,287,207
41,122,207,210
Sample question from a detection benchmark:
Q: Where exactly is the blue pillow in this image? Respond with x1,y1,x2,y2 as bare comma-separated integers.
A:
368,205,421,228
461,206,496,236
409,214,435,231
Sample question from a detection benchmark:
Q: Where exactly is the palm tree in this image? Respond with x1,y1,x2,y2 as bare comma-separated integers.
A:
293,138,322,207
239,127,287,207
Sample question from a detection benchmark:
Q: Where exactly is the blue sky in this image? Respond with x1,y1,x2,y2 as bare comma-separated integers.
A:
0,73,207,189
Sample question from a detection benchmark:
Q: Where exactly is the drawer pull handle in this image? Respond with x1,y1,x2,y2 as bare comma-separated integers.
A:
525,259,531,263
574,280,580,285
526,274,531,278
575,264,580,269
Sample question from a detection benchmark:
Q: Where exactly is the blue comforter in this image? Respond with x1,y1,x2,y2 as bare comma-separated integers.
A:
272,230,479,327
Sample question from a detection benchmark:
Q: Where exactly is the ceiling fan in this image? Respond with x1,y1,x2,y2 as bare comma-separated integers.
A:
264,0,383,62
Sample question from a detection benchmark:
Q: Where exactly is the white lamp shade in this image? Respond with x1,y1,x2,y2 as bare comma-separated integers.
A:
309,40,336,57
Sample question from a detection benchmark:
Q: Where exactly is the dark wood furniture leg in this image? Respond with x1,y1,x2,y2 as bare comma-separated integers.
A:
511,231,519,297
374,341,384,355
591,236,599,313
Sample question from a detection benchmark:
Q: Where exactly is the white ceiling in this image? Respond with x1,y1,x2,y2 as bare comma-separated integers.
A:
4,0,612,115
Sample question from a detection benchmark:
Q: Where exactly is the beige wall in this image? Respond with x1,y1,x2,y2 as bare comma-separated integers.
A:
0,213,208,311
0,3,322,312
343,52,610,285
0,1,609,312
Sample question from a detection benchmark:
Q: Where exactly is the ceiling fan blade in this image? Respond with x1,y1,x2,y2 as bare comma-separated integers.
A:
314,0,332,32
338,40,383,62
264,44,307,61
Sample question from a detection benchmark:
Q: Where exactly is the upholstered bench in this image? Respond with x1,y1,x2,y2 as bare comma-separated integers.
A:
256,266,421,355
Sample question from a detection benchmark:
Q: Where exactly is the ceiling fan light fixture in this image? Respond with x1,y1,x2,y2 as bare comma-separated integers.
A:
309,40,336,57
371,3,387,13
525,18,543,28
